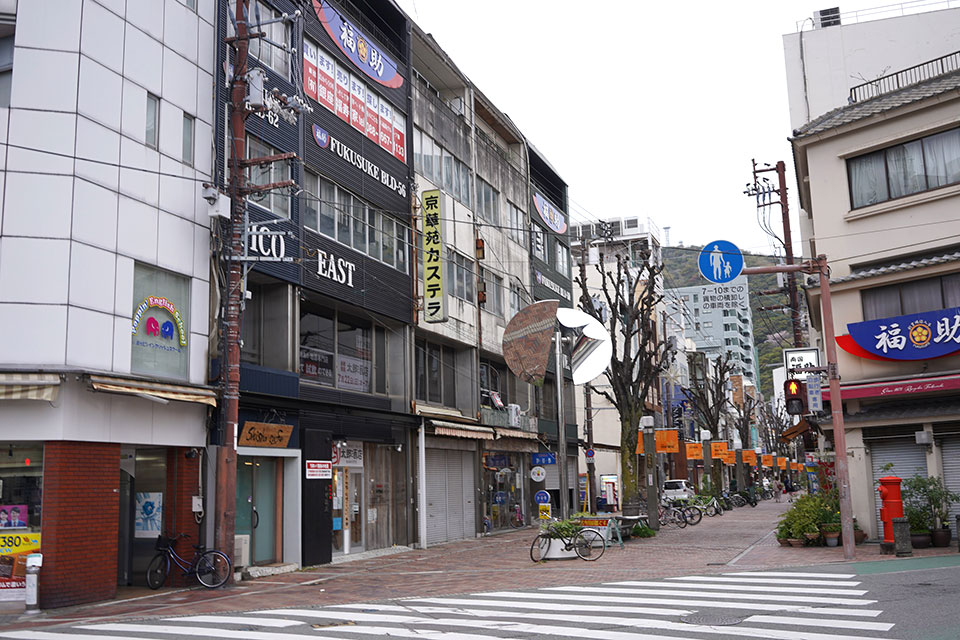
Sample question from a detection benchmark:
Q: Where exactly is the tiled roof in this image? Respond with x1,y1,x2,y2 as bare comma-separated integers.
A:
805,250,960,287
792,70,960,139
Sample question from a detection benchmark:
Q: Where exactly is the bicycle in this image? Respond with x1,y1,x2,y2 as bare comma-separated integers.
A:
146,533,232,589
665,498,702,525
508,503,525,529
530,519,605,562
694,495,724,516
658,504,687,529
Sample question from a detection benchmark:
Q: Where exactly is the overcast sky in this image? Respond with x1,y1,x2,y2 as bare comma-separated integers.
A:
393,0,902,257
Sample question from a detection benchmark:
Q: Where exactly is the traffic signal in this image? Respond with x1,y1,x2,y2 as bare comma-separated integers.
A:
784,379,807,416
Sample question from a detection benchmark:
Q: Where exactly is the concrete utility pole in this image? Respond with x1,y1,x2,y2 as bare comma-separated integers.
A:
577,255,598,514
642,416,659,530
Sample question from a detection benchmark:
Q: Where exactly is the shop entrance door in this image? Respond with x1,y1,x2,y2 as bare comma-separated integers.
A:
332,468,363,554
237,456,278,565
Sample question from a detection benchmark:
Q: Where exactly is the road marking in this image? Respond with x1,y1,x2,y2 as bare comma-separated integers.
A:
361,599,693,616
668,575,861,586
0,633,136,640
546,585,875,605
612,580,869,596
745,614,896,632
726,571,857,579
170,615,304,627
474,590,882,616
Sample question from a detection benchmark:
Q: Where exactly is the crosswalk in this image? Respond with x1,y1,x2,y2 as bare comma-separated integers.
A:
0,569,896,640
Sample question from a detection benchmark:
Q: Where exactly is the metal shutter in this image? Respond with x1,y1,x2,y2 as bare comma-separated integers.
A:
444,451,464,542
939,436,960,539
545,461,559,490
460,450,476,538
870,438,927,539
425,449,448,545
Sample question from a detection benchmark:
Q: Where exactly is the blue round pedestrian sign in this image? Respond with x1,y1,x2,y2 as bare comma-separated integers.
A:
494,491,506,505
535,490,551,504
698,240,744,284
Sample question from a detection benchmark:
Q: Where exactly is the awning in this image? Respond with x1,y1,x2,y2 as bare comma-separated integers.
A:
0,373,61,402
821,372,960,402
493,427,540,440
429,420,495,440
89,375,217,407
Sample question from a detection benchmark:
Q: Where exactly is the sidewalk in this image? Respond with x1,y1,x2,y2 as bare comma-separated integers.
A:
8,500,958,630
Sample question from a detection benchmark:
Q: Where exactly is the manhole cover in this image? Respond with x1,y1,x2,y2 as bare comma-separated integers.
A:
680,614,744,626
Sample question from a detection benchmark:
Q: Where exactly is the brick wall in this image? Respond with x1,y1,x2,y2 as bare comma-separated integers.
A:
40,442,120,609
164,448,202,587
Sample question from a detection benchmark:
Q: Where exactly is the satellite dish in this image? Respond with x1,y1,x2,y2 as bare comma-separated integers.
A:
557,308,612,385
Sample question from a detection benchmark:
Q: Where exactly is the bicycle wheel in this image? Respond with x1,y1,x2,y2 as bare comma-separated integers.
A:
146,553,170,590
573,530,605,561
530,534,551,562
731,495,746,508
195,550,232,588
683,506,703,526
674,509,687,528
509,511,524,528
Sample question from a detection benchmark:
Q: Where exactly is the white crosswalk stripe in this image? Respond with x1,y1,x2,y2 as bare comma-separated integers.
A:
0,569,897,640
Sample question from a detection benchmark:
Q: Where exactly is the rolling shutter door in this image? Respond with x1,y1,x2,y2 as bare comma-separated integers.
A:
444,451,464,542
545,462,559,490
425,449,448,545
870,438,927,539
568,456,578,496
939,436,960,539
460,450,476,538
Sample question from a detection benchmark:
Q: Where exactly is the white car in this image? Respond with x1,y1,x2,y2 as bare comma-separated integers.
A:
662,479,696,500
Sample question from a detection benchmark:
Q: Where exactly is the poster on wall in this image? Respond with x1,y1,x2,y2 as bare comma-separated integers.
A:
335,64,351,123
0,532,40,601
0,505,27,529
392,112,406,164
349,73,366,133
135,492,163,538
337,355,371,392
378,100,394,155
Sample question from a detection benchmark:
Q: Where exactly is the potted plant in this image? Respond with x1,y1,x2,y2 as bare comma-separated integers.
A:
853,518,867,545
776,521,790,546
803,523,821,545
902,475,958,548
905,504,932,549
540,518,582,559
821,522,841,547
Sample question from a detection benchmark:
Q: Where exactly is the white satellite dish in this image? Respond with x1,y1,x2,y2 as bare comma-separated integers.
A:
556,308,612,385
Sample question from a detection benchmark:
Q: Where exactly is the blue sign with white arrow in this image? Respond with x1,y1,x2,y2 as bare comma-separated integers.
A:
699,240,744,284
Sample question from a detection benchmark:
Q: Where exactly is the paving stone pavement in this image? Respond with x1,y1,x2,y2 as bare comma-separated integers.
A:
7,499,957,631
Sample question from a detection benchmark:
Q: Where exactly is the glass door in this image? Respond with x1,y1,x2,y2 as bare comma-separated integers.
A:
236,456,279,566
349,470,363,551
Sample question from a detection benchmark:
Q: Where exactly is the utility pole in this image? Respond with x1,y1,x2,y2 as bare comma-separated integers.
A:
748,160,803,348
577,241,598,514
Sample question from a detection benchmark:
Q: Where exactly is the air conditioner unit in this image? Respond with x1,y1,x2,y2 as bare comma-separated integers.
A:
507,404,521,428
813,7,841,28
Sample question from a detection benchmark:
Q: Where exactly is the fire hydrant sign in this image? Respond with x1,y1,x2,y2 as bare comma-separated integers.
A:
0,533,40,601
305,460,332,480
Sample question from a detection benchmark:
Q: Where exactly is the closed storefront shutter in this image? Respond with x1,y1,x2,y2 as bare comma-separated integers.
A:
460,450,476,538
425,447,477,545
444,451,464,542
545,461,559,490
939,436,960,538
869,438,927,538
425,449,448,545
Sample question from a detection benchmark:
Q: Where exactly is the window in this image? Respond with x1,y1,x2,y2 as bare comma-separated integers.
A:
508,283,523,320
861,273,960,320
182,113,194,166
146,94,159,149
0,35,14,108
480,359,508,407
449,252,475,303
507,201,525,245
481,268,503,316
532,225,547,262
415,338,457,407
414,128,470,205
245,0,290,78
247,136,290,218
184,0,196,10
131,263,190,380
476,178,498,223
848,127,960,208
299,305,384,394
554,239,569,276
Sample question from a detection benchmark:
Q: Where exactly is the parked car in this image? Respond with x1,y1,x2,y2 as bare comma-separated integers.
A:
662,479,696,500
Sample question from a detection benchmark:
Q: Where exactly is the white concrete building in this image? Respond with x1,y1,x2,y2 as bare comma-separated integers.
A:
0,0,216,605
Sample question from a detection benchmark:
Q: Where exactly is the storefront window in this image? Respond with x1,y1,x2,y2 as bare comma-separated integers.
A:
337,315,371,393
482,453,524,530
0,443,42,532
300,306,336,386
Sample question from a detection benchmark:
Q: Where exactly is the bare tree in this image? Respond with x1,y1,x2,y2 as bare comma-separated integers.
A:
576,252,672,514
683,352,736,494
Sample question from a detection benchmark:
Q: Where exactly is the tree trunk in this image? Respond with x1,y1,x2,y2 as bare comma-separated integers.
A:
620,417,641,515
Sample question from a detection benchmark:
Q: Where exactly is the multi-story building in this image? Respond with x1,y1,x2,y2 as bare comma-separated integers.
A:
0,0,216,607
785,8,960,539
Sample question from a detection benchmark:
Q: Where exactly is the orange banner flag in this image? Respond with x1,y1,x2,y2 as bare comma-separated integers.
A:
686,442,703,460
656,430,679,453
761,455,773,467
778,457,788,469
742,450,757,466
710,442,728,457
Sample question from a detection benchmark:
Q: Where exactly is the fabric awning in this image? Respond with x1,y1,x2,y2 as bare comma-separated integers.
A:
493,427,540,440
89,375,217,407
0,373,61,402
430,420,495,440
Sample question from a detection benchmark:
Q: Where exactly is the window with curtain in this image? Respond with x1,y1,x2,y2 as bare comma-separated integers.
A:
848,126,960,209
861,273,960,321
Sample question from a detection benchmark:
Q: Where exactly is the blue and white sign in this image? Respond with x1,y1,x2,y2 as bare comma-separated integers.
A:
698,240,744,284
585,448,595,459
494,491,507,505
531,452,556,466
535,490,551,505
806,374,823,413
844,307,960,361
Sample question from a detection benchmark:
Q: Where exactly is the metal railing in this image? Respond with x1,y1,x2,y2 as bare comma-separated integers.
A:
797,0,960,31
849,50,960,103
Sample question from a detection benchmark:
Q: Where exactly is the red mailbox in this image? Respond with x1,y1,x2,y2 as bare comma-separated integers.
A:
877,476,903,544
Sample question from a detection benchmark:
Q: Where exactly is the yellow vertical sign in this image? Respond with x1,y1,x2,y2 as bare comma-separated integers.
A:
539,504,552,520
421,190,447,323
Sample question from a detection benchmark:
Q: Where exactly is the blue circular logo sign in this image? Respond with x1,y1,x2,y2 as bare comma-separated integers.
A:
535,490,551,505
698,240,744,284
493,491,506,505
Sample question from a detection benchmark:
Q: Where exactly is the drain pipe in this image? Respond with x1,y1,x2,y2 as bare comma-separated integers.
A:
418,416,427,549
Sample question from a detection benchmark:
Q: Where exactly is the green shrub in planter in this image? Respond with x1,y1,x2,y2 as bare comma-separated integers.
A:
631,524,655,538
905,504,932,535
543,518,582,539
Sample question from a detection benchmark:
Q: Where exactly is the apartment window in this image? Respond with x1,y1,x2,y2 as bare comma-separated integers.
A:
849,126,960,208
507,201,525,245
532,225,547,262
0,35,13,108
862,273,960,320
245,0,290,79
146,94,159,149
415,338,456,407
448,251,475,303
476,177,498,223
554,239,569,277
480,359,508,407
481,268,503,316
182,113,194,166
414,129,470,205
247,136,290,218
508,283,523,321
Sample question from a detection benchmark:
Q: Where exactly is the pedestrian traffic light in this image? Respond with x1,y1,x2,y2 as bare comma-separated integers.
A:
784,379,807,415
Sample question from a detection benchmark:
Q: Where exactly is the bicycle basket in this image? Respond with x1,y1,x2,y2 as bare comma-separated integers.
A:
155,535,174,551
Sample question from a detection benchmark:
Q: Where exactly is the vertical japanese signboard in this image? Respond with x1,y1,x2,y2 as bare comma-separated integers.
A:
335,64,351,123
365,91,380,144
378,100,394,155
349,73,365,133
392,112,406,164
302,39,318,102
421,190,447,323
316,47,336,113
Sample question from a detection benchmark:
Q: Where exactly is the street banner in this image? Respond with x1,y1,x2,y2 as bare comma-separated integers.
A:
656,430,679,453
723,450,736,465
710,442,728,457
761,454,773,467
742,450,757,466
685,442,702,460
778,457,788,469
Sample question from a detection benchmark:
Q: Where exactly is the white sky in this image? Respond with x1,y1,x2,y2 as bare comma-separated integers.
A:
393,0,903,256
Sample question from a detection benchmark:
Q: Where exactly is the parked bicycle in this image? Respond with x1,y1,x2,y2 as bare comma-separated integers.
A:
508,503,525,529
146,533,232,589
693,494,724,516
664,498,702,525
530,519,605,562
658,504,688,529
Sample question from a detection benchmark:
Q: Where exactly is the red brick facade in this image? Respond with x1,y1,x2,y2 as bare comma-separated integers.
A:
40,441,121,609
163,448,202,587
